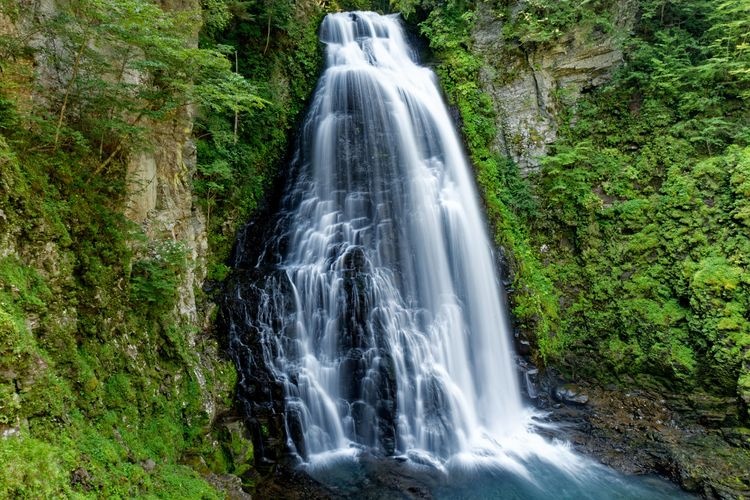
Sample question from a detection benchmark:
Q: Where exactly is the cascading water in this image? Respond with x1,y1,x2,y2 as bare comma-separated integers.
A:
225,11,689,498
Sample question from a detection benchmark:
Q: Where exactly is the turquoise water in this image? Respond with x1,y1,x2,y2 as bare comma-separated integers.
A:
302,448,692,499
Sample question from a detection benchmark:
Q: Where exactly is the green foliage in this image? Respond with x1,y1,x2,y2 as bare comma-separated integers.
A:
0,246,224,496
390,0,421,18
195,0,327,265
130,240,187,315
500,0,614,47
529,0,750,397
0,419,223,498
0,0,261,169
200,0,236,37
0,436,75,498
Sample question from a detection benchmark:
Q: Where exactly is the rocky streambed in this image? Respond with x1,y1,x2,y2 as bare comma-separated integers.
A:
239,374,749,499
532,374,750,499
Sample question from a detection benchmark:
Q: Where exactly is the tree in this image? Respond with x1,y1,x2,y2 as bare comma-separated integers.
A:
25,0,263,170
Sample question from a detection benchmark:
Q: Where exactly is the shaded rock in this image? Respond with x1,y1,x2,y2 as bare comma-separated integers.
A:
70,467,92,491
222,418,255,476
721,427,750,449
286,402,309,459
537,382,750,498
252,465,342,500
516,339,531,355
205,473,252,500
0,425,20,439
472,0,636,174
685,393,740,428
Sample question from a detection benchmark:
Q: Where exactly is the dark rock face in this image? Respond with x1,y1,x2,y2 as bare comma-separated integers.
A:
217,157,305,464
222,209,402,463
70,467,92,491
251,466,343,500
222,267,294,466
205,473,252,500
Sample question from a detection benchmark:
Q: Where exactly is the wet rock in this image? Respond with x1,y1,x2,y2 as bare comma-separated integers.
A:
376,400,397,456
515,358,540,400
516,339,531,355
221,270,296,465
553,384,589,405
340,349,366,400
351,401,376,444
205,473,252,500
359,452,438,499
253,465,342,499
537,381,750,498
721,427,750,450
341,245,369,273
376,352,398,456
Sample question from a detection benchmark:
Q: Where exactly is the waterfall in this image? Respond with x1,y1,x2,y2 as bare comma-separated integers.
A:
237,10,527,459
224,13,692,498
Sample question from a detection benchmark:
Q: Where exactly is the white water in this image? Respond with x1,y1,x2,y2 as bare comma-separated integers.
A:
283,10,528,458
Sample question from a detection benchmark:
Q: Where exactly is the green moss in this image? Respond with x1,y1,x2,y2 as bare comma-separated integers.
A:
129,241,188,317
0,436,76,499
525,0,750,397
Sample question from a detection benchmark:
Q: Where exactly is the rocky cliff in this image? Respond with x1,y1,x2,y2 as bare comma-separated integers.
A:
1,0,332,494
0,1,245,496
473,0,635,174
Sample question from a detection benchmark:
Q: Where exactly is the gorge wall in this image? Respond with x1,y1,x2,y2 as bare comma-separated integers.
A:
1,0,264,496
2,0,748,497
1,0,336,494
472,0,635,174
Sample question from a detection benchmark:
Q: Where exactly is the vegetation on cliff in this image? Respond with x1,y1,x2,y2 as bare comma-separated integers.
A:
0,0,322,495
530,0,749,401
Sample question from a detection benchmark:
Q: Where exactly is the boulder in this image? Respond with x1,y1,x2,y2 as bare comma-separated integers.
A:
553,384,589,405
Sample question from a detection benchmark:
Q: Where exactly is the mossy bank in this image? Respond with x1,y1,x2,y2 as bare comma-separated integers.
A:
0,0,328,496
